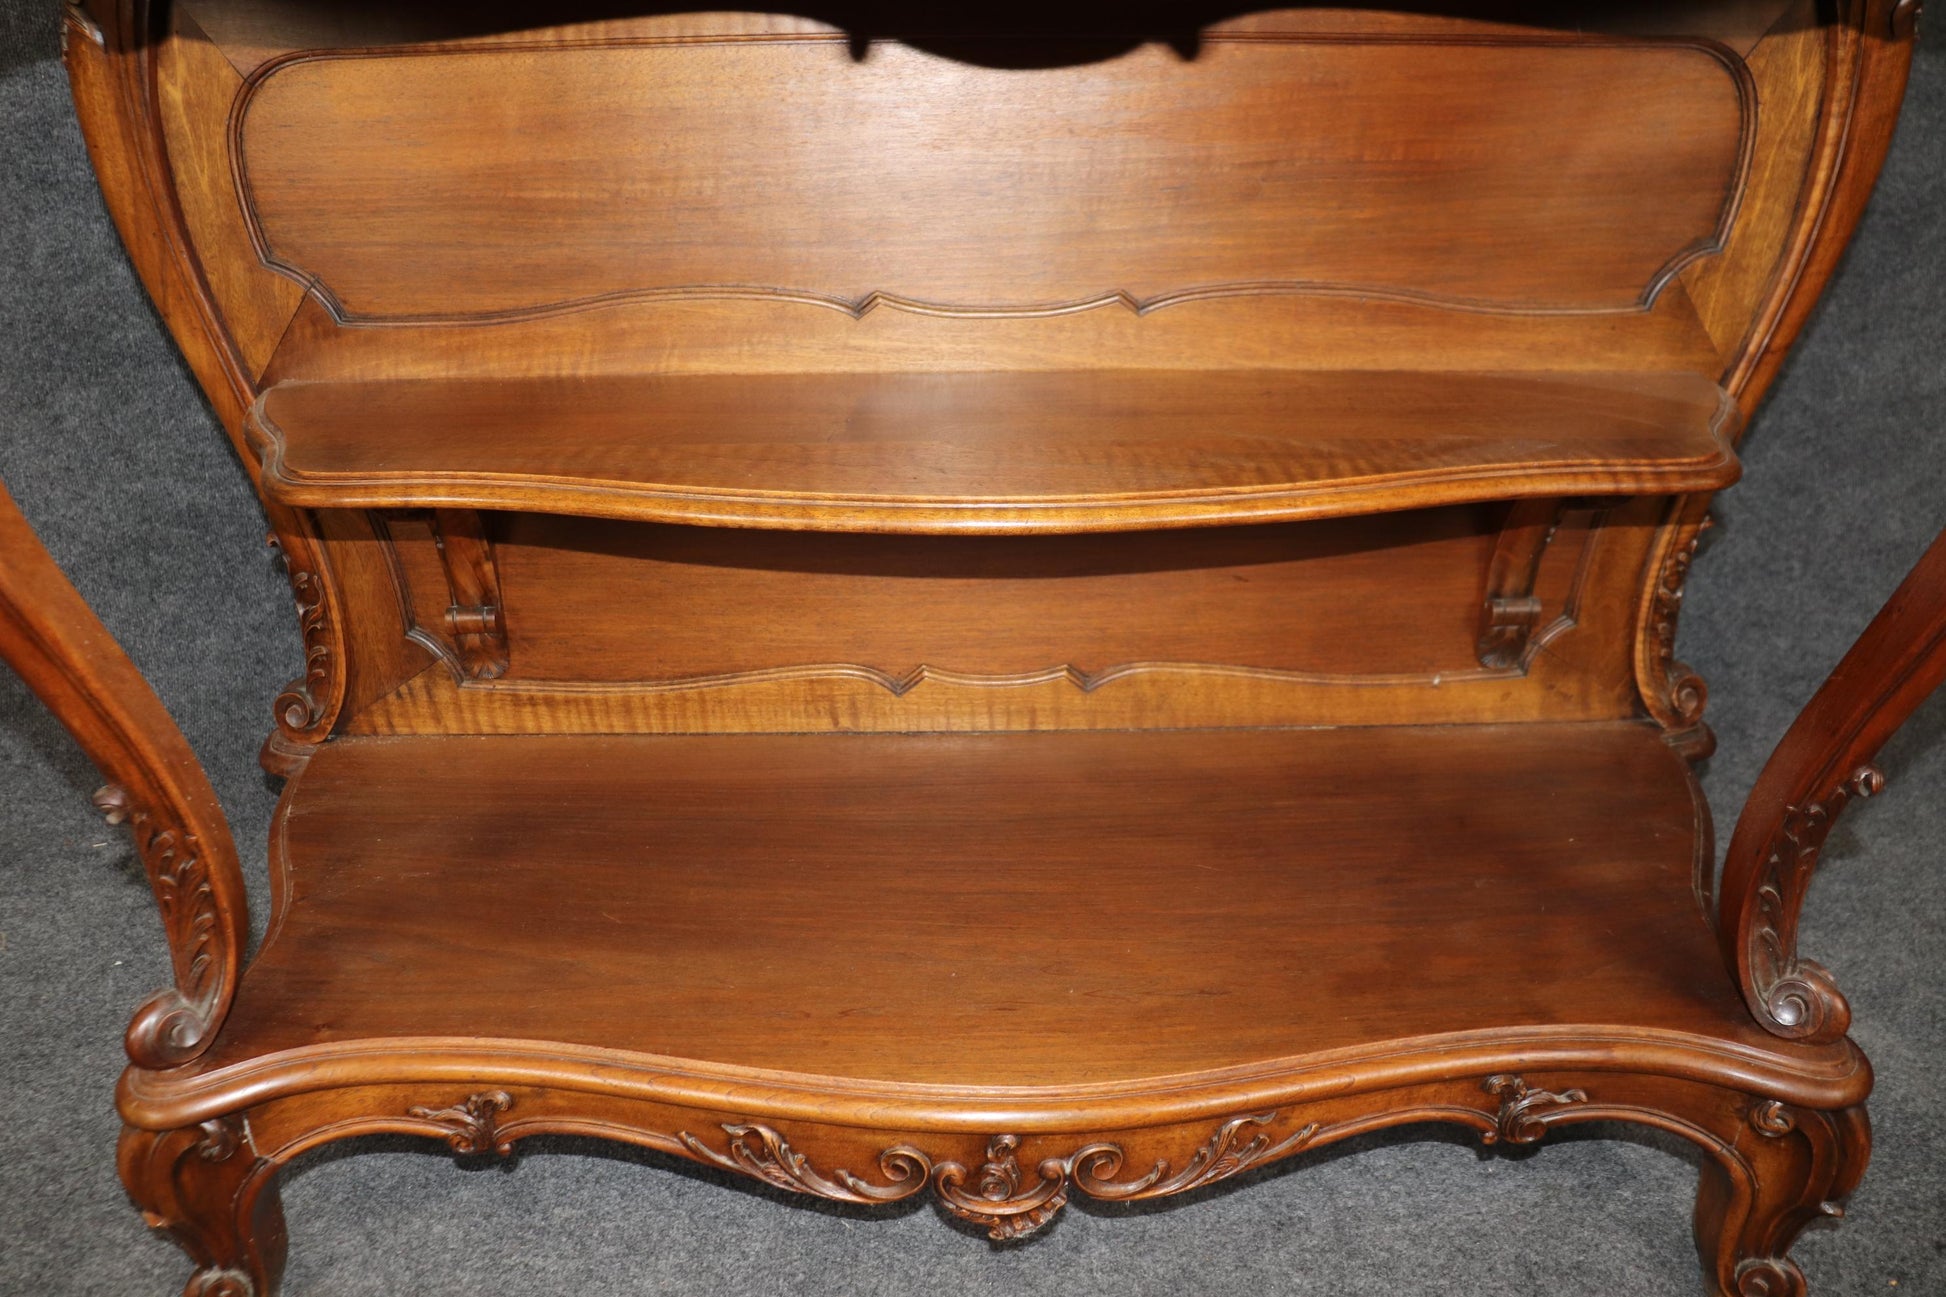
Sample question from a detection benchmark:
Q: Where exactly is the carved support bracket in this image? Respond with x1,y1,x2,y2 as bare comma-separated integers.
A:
1748,765,1884,1041
1636,506,1715,758
265,508,345,747
93,785,237,1068
1721,526,1946,1045
430,509,509,681
1477,500,1564,669
0,480,249,1071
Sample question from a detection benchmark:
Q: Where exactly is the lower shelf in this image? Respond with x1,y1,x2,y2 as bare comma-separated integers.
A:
206,722,1811,1092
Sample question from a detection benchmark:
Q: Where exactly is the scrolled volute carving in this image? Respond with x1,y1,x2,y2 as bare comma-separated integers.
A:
1481,1074,1589,1145
93,784,225,1069
1745,765,1884,1043
409,1091,515,1156
678,1123,930,1203
184,1270,256,1297
1644,514,1714,747
1734,1256,1808,1297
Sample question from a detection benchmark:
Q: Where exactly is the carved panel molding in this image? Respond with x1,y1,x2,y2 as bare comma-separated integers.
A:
230,32,1753,327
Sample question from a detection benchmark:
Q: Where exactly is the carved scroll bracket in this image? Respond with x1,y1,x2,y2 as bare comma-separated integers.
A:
265,517,343,747
1637,509,1716,758
1741,765,1884,1043
1477,500,1566,669
93,784,232,1069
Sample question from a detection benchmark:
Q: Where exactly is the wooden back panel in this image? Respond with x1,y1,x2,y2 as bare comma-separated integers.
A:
237,33,1748,326
65,0,1918,745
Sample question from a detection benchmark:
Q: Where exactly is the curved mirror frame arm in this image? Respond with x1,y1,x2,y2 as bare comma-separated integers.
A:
0,480,248,1069
1720,524,1946,1045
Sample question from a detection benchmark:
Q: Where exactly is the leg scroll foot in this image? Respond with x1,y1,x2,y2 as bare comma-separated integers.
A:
1694,1102,1869,1297
119,1118,286,1297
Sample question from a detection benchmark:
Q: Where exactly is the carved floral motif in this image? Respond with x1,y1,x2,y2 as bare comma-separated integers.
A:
409,1091,515,1156
1481,1075,1590,1145
1747,765,1884,1041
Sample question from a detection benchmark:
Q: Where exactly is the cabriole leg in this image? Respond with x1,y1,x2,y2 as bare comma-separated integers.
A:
118,1118,287,1297
1692,1102,1870,1297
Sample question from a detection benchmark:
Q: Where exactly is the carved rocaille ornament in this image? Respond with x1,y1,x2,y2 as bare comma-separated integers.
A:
412,1099,1315,1240
1745,765,1885,1043
687,1114,1319,1240
408,1090,516,1156
1481,1075,1590,1145
92,784,226,1069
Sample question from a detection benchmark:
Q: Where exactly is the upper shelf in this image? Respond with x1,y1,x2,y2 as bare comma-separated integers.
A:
250,369,1741,534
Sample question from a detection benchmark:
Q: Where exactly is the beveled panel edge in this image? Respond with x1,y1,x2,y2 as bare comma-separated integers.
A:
224,30,1756,328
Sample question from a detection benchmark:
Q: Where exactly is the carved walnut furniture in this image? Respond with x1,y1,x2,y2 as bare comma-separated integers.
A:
5,1,1940,1292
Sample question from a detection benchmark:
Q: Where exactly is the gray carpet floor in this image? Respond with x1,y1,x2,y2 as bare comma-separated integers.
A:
2,6,1942,1295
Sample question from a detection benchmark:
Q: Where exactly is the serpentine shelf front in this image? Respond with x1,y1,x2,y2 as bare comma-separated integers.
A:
139,720,1864,1133
249,369,1742,533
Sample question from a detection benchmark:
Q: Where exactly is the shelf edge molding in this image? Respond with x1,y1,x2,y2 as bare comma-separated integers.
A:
248,370,1743,534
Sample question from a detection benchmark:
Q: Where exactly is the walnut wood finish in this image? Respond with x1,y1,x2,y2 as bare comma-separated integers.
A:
1721,526,1946,1047
249,370,1740,534
36,1,1931,1294
0,482,248,1070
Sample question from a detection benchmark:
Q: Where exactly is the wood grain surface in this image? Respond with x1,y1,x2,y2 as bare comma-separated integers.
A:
252,370,1740,532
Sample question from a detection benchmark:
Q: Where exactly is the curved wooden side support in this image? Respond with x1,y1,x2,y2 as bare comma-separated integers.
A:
130,1066,1867,1294
0,482,248,1069
1723,0,1918,414
64,2,348,758
1721,526,1946,1045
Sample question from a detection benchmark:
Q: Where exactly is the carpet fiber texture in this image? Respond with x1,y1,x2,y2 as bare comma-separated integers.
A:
1,5,1941,1294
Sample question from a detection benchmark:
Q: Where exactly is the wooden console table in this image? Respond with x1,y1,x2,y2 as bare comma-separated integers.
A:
6,2,1938,1292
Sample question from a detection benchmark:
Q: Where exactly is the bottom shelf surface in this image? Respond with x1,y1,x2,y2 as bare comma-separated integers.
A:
202,722,1818,1091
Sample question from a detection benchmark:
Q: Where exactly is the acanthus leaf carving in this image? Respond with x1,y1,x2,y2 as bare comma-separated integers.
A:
1481,1075,1590,1145
1067,1112,1320,1200
94,783,224,1069
677,1124,930,1203
672,1113,1318,1241
1746,765,1884,1043
409,1090,515,1157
